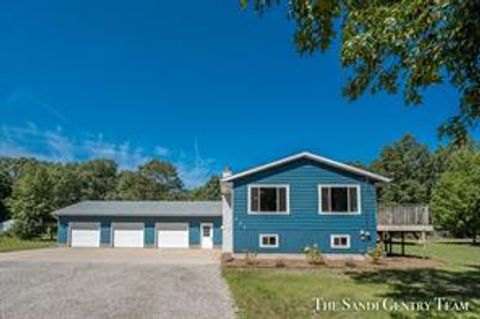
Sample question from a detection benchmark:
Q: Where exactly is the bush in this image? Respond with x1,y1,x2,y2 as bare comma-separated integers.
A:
303,243,325,265
244,250,258,266
368,243,384,264
11,219,45,240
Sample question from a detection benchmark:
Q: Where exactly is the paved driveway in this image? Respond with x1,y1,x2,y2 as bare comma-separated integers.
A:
0,248,235,319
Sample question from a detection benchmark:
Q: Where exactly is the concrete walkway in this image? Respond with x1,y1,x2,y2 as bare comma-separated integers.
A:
0,248,235,319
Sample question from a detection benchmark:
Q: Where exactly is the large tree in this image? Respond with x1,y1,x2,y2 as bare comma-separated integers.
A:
77,159,118,200
371,134,434,203
114,171,161,200
138,160,185,199
243,0,480,144
7,164,56,239
431,148,480,244
114,160,185,200
0,157,42,221
190,176,221,200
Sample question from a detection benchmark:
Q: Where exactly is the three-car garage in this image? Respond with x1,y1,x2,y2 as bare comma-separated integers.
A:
55,201,222,249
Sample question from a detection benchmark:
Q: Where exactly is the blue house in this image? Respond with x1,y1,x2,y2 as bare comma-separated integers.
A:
53,151,389,256
220,152,390,255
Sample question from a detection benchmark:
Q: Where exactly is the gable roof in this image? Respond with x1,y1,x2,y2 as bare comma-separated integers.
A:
221,151,391,183
52,201,222,217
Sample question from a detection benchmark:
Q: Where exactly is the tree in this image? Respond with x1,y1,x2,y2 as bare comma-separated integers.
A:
50,164,83,208
370,134,434,203
243,0,480,144
0,169,12,221
0,157,41,222
138,160,185,199
77,159,118,200
190,176,221,200
7,164,55,239
114,171,161,200
431,148,480,244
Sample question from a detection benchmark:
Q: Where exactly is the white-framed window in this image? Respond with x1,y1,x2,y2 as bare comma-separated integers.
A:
248,184,290,214
318,185,361,214
330,234,351,249
259,234,279,248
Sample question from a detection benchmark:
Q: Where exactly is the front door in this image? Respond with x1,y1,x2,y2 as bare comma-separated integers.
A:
200,223,213,249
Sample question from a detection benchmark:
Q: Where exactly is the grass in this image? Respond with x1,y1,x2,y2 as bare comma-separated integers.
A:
0,235,55,253
223,242,480,319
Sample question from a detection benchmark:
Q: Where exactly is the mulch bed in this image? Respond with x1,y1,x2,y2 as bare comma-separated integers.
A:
222,255,443,271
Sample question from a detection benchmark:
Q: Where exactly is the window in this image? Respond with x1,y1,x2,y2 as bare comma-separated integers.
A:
249,185,289,214
330,235,350,249
319,185,360,214
259,234,279,248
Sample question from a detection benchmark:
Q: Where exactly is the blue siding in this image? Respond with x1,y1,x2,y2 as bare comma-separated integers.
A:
232,158,378,254
57,216,222,247
57,217,68,245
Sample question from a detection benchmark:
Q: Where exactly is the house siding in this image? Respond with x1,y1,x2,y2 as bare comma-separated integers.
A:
57,216,222,247
232,158,378,254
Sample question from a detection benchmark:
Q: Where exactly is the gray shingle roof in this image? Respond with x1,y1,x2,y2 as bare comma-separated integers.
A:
52,201,222,217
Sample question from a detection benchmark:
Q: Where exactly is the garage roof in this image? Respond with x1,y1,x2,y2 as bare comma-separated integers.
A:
52,201,222,217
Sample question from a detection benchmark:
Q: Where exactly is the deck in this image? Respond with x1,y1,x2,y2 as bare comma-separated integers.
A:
377,204,433,255
377,204,434,232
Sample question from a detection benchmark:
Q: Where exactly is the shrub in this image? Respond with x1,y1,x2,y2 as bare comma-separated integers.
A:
274,258,286,268
368,243,384,264
303,243,325,265
244,250,258,266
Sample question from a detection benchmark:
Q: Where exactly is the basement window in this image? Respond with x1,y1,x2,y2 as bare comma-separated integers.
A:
330,235,351,249
259,234,279,248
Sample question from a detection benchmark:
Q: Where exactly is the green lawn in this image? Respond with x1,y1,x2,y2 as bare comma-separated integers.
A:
0,236,55,253
223,242,480,319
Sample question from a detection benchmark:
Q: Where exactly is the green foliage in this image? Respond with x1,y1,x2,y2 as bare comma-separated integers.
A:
371,134,434,203
114,160,185,200
303,243,325,265
77,159,118,200
138,160,185,199
368,243,384,264
431,148,480,243
190,175,221,200
243,0,480,144
7,164,56,239
0,157,41,221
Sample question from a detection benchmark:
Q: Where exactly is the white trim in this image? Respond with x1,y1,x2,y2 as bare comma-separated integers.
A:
259,234,279,248
330,234,351,249
318,184,361,215
247,184,290,215
221,152,391,183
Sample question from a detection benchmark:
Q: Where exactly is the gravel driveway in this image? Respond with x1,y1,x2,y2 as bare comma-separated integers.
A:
0,248,235,319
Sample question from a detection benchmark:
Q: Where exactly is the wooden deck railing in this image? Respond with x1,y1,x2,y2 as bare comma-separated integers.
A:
377,204,431,226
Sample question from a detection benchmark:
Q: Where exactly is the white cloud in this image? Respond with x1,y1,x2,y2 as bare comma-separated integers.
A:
0,123,216,188
154,146,170,157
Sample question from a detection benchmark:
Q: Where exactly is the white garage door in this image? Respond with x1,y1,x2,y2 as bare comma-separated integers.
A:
113,223,144,248
71,223,100,247
157,223,189,248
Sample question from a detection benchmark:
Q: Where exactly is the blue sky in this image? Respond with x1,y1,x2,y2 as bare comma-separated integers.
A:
0,1,476,188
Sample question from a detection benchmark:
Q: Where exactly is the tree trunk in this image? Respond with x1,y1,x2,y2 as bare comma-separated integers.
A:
473,229,477,245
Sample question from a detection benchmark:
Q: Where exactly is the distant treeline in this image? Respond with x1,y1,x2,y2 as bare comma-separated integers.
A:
0,134,479,241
